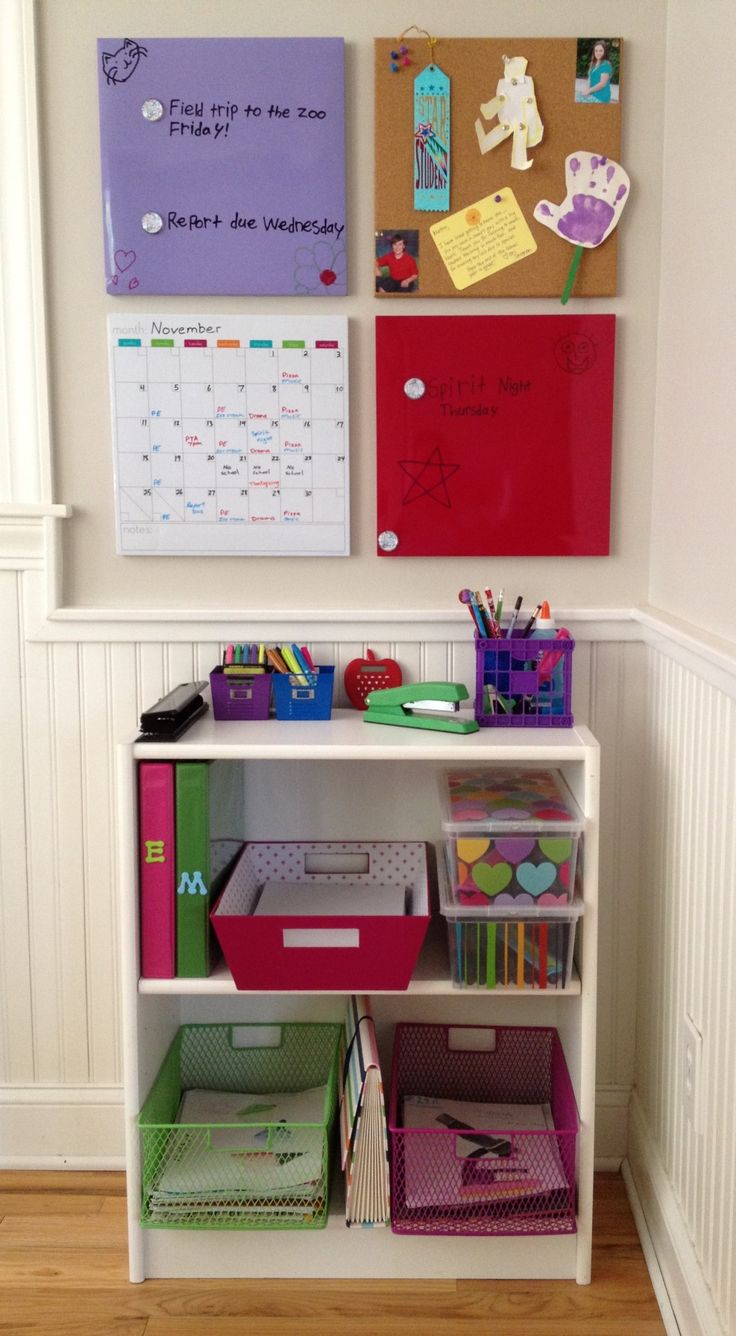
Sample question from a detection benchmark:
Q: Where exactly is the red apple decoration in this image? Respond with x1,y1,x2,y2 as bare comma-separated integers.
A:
344,648,402,710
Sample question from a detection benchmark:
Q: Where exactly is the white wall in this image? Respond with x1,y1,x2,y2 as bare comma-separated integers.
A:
34,0,667,615
649,0,736,644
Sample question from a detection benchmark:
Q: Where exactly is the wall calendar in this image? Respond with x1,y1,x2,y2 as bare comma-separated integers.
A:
107,314,349,555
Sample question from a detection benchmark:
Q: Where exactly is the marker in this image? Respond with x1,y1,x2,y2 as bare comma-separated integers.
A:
520,604,542,638
280,645,308,684
290,644,314,680
506,596,523,638
224,644,235,665
234,644,243,664
266,647,289,673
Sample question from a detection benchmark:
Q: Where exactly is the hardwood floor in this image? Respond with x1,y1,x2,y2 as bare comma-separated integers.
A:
0,1171,666,1335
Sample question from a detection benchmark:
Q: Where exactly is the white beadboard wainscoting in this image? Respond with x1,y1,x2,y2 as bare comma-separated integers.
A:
627,628,736,1336
2,520,736,1331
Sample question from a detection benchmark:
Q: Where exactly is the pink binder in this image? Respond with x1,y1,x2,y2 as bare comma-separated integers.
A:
138,762,176,978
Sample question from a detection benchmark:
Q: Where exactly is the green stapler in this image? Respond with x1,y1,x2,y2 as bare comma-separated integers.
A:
363,681,480,733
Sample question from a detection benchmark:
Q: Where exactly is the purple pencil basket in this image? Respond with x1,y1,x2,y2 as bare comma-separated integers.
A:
474,635,574,727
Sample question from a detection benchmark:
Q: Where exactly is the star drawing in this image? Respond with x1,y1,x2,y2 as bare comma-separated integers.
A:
398,448,460,507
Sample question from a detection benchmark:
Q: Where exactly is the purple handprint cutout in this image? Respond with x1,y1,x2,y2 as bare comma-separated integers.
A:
534,150,630,250
534,150,630,302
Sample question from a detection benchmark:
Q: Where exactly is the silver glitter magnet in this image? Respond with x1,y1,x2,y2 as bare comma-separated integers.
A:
403,377,426,400
378,530,399,552
141,212,164,234
141,99,164,122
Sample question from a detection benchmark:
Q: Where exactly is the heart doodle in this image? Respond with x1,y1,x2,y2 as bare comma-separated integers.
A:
115,249,137,273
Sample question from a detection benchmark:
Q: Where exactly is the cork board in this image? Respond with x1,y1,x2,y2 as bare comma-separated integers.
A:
374,37,623,298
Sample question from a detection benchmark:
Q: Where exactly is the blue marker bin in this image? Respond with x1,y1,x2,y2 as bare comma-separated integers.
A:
271,666,335,721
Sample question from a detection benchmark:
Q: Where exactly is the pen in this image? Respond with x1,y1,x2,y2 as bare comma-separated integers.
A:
520,604,542,637
495,589,504,626
505,596,523,638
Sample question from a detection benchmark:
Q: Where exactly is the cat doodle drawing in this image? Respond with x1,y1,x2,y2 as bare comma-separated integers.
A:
101,39,148,86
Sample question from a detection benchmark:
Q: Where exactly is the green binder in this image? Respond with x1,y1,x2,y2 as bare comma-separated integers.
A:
175,762,211,977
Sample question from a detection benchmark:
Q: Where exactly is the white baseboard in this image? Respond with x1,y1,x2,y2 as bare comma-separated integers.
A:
621,1158,680,1335
0,1089,124,1164
627,1092,725,1336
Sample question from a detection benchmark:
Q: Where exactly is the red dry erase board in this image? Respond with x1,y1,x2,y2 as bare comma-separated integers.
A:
376,315,615,557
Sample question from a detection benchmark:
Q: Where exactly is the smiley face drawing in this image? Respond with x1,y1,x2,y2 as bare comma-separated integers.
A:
554,333,597,374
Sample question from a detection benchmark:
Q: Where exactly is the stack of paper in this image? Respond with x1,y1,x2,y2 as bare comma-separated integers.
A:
254,880,407,916
401,1095,568,1213
339,995,391,1227
146,1085,327,1224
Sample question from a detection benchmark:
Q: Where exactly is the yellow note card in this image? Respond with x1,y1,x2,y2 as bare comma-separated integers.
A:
430,189,537,290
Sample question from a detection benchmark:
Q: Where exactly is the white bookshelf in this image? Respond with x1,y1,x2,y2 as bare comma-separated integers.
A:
118,711,599,1283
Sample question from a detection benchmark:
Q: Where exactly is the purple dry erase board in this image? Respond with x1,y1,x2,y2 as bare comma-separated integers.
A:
97,37,347,296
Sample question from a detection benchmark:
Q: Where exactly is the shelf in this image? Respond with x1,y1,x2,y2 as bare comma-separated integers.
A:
139,915,582,997
132,710,598,762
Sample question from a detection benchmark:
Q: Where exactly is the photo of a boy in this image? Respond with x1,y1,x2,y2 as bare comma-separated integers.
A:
375,231,419,292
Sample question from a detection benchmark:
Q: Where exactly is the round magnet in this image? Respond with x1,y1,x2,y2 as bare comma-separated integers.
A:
378,530,399,552
141,99,164,121
403,377,425,400
141,212,164,234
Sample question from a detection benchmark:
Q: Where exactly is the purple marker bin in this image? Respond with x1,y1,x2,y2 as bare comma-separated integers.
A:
388,1023,579,1237
209,667,271,721
474,635,574,728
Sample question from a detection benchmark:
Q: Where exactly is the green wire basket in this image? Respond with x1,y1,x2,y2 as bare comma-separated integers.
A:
139,1021,342,1230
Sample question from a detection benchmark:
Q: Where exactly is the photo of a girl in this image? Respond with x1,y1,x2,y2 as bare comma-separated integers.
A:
575,39,621,104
